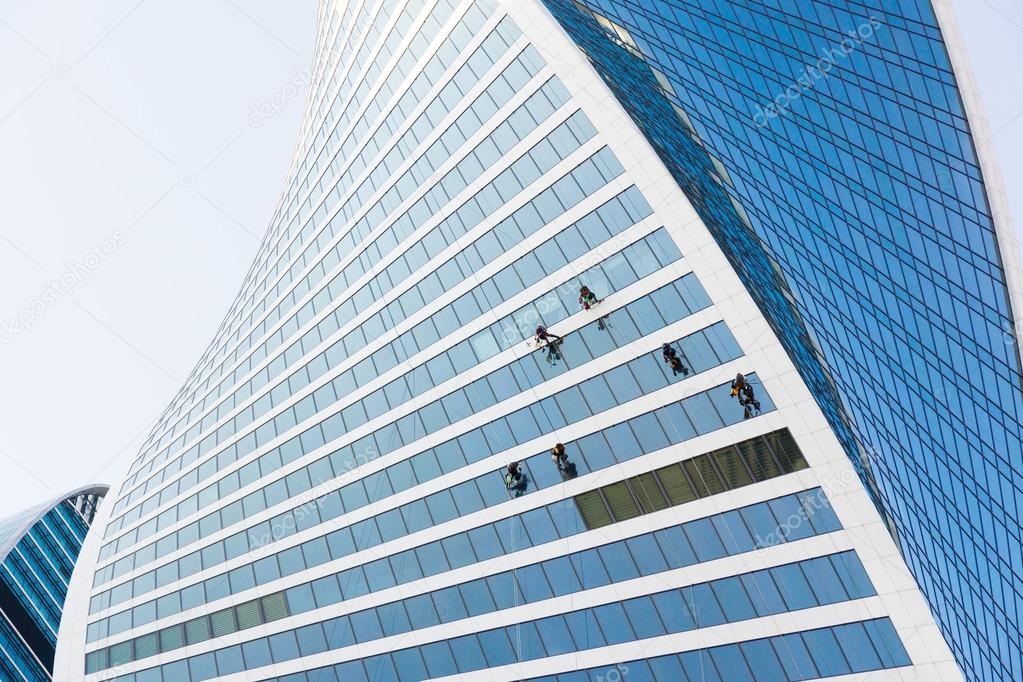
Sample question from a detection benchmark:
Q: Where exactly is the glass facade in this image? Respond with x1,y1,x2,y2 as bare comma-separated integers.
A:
58,0,1006,680
538,1,1023,680
0,487,105,681
513,618,912,682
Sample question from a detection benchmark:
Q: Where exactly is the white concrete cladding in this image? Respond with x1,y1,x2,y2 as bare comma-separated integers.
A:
56,0,960,680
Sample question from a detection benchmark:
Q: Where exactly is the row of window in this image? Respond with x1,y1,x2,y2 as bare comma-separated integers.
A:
551,3,1023,680
102,550,881,682
98,209,670,588
87,304,736,629
107,109,607,554
568,427,807,530
87,592,288,673
109,103,599,540
87,479,838,671
520,618,912,682
114,37,560,518
24,511,79,581
0,500,92,681
126,0,522,491
104,160,643,566
280,0,463,248
100,256,696,587
4,544,63,639
0,617,47,682
89,312,740,625
134,0,431,462
132,0,472,481
266,618,913,682
136,0,477,462
86,397,783,648
4,503,90,646
291,0,443,226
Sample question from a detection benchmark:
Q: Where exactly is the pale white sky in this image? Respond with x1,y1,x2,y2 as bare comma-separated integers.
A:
0,1,316,515
0,1,1019,518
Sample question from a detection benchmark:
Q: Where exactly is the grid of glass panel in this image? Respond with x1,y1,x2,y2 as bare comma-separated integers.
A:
120,0,510,486
87,367,774,641
91,225,684,604
272,619,912,682
106,81,599,538
86,479,839,671
98,192,664,567
0,613,48,682
540,1,1023,679
100,550,877,681
114,2,530,506
75,1,930,680
0,494,101,681
518,618,912,682
94,267,704,594
85,428,808,656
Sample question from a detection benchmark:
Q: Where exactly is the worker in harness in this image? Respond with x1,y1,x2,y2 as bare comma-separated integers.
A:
578,284,601,311
731,373,761,419
662,343,687,376
535,324,564,365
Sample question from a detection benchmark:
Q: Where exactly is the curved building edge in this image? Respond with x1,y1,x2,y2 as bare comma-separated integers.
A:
54,486,118,682
931,0,1023,367
1,484,108,681
0,485,109,564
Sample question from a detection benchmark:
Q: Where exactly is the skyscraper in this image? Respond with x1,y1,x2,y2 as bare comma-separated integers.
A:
55,1,1020,680
0,486,106,681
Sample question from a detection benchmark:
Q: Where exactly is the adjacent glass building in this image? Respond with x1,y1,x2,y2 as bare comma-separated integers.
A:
55,1,1019,681
0,486,106,681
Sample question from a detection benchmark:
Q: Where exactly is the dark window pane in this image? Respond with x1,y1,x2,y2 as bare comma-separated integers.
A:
712,448,753,488
630,472,668,513
656,464,697,505
652,590,697,633
597,541,639,582
654,526,697,568
683,518,727,562
741,569,787,616
574,490,612,529
451,634,488,673
684,456,725,497
710,645,754,682
603,481,641,521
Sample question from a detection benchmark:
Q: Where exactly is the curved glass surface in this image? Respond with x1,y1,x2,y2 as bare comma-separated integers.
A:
0,488,105,681
538,1,1023,679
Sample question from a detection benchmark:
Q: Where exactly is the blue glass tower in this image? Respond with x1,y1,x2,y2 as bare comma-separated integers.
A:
0,487,106,681
536,1,1023,680
55,1,1016,680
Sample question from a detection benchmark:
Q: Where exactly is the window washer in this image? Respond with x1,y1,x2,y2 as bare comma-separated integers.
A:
662,343,686,376
730,372,747,398
505,461,523,489
578,285,601,311
551,442,568,471
535,324,562,346
535,324,564,365
740,381,761,419
731,373,761,419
